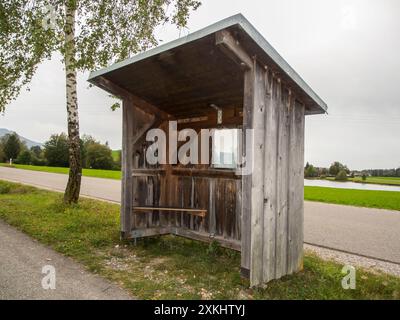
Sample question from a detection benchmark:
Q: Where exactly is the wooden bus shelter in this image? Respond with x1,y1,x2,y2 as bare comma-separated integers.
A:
89,14,327,286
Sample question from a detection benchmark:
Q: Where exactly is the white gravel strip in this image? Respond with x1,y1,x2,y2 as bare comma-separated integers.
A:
304,244,400,277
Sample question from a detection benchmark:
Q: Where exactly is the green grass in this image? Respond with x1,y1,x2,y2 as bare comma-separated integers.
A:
1,180,399,300
0,163,121,180
352,176,400,186
305,186,400,211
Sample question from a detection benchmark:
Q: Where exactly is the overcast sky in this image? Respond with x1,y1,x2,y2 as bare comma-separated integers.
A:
1,0,399,170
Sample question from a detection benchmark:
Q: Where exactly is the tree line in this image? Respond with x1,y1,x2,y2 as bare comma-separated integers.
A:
0,132,121,171
304,161,351,181
304,161,400,180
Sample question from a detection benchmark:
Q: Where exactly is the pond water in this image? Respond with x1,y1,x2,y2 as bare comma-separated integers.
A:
304,179,400,192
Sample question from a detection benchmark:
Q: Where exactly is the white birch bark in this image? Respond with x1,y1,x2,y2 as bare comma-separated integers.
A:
64,2,81,203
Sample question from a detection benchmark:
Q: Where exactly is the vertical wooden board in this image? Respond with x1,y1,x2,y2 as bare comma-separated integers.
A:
249,63,267,286
177,176,184,228
121,99,134,237
192,178,200,231
170,175,180,227
190,177,195,230
235,179,242,241
152,175,161,227
182,177,193,229
223,180,230,238
275,84,290,279
135,176,148,228
147,177,154,228
225,180,236,239
159,174,168,227
288,100,305,274
194,177,209,232
208,178,216,236
214,179,223,236
169,174,179,227
263,74,279,282
220,180,227,237
240,68,254,275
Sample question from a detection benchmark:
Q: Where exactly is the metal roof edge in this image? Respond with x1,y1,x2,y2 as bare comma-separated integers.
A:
235,15,327,113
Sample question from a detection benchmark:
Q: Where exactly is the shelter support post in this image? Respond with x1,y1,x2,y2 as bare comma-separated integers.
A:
121,98,134,239
241,64,306,286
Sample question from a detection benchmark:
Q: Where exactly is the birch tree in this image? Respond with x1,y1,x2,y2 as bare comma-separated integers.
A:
0,0,200,203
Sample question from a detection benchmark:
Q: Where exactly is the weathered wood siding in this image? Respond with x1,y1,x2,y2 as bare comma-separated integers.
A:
241,65,306,286
130,170,242,248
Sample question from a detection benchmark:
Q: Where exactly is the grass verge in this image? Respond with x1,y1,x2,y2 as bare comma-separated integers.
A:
304,186,400,211
351,176,400,186
0,180,399,299
0,163,121,180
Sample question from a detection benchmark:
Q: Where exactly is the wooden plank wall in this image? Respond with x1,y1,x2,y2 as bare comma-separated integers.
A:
242,63,306,286
121,98,159,236
123,111,243,248
131,170,242,245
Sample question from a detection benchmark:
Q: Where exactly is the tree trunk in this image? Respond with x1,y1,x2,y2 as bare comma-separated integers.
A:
63,3,81,204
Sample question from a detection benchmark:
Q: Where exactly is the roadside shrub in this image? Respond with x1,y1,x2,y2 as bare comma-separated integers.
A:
31,156,47,166
362,174,367,181
304,163,318,178
15,150,32,165
44,133,69,167
86,143,114,170
329,161,350,176
335,170,348,181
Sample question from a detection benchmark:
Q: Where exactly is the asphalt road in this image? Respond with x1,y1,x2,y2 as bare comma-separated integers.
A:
1,166,400,264
0,220,132,299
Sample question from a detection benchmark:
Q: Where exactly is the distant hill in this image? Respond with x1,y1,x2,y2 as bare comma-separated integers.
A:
0,128,43,149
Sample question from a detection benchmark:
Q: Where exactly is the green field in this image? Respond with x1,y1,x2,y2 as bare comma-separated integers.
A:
0,180,399,300
304,186,400,211
0,163,121,180
352,176,400,186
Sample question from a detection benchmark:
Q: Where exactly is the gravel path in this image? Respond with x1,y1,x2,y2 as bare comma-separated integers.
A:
305,244,400,277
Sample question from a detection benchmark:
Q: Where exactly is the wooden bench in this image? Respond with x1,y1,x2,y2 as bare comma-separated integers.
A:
133,206,207,218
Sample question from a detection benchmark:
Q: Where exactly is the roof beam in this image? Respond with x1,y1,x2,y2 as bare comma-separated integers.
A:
215,30,253,69
95,76,172,120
